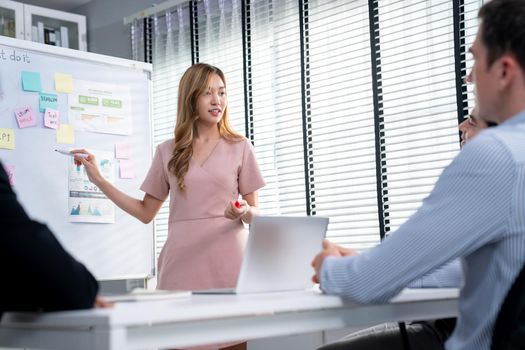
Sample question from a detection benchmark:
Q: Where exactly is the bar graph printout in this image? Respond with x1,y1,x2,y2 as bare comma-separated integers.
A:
68,149,115,223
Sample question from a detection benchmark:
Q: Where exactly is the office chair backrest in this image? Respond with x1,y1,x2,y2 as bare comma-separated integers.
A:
491,262,525,350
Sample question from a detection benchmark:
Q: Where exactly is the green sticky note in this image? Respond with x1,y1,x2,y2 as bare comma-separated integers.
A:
39,92,58,112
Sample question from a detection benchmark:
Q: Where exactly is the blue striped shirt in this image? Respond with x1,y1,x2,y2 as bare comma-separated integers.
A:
321,109,525,350
408,259,463,288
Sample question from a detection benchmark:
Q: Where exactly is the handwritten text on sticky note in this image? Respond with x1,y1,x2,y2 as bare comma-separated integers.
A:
0,128,15,150
39,92,58,112
44,108,60,129
14,106,36,128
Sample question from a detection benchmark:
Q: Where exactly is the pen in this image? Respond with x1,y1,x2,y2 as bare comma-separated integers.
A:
54,149,89,159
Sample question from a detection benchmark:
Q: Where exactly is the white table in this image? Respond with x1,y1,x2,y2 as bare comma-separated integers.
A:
0,288,459,350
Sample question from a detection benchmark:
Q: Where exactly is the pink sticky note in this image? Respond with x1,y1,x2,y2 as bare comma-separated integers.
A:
44,108,60,129
119,160,135,179
14,107,36,128
3,164,15,186
115,142,131,159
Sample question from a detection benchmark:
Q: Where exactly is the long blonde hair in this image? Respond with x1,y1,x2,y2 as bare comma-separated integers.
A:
168,63,244,192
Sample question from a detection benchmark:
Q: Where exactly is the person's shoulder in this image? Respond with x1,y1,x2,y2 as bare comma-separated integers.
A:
0,161,13,193
477,124,525,163
152,139,174,165
461,128,516,169
156,139,175,153
158,138,175,149
222,135,250,149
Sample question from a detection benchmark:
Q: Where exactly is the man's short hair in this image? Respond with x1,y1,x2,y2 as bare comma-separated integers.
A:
479,0,525,71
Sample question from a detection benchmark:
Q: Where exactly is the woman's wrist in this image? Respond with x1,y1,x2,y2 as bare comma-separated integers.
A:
241,205,259,224
94,176,108,189
240,204,250,219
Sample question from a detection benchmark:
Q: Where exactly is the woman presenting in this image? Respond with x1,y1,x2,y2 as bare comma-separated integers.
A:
73,63,265,297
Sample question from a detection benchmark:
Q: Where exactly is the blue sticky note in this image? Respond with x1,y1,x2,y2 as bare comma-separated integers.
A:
21,71,42,92
39,92,58,112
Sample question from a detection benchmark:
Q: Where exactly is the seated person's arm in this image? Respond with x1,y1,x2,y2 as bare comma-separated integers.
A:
0,164,98,313
0,165,31,225
408,259,463,288
3,222,99,312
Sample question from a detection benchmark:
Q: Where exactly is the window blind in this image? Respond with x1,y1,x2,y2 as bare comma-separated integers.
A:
196,0,246,136
130,18,145,62
376,0,463,233
150,6,192,260
462,0,483,113
130,0,485,263
250,0,307,216
308,0,380,249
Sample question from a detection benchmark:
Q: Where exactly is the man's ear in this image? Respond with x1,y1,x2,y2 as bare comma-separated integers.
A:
498,55,519,90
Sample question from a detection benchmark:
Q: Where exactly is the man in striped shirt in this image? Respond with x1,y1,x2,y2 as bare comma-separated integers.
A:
316,104,491,350
312,0,525,349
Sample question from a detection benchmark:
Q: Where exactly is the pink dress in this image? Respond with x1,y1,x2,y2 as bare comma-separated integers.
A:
141,137,265,291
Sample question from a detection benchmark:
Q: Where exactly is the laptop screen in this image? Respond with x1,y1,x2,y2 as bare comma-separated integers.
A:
235,215,328,294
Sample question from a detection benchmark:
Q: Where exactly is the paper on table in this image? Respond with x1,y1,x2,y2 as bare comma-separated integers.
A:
102,288,191,303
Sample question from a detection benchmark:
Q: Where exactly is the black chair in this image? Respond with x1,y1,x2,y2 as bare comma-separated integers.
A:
491,262,525,349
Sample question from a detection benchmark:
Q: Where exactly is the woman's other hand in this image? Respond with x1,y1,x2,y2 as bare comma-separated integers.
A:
224,199,249,220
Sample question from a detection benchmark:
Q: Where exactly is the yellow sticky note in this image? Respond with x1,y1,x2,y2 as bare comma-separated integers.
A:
57,124,75,144
0,128,15,150
54,73,74,93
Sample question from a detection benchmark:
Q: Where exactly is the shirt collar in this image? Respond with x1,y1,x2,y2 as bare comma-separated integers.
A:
501,108,525,126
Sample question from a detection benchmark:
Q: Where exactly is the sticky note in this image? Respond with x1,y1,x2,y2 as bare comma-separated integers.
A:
44,108,60,129
0,128,15,150
3,164,15,186
14,106,36,128
39,92,58,112
115,142,131,159
56,124,75,144
21,71,42,92
119,160,136,179
54,73,74,93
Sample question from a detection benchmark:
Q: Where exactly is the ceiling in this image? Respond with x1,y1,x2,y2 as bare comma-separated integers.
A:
21,0,92,11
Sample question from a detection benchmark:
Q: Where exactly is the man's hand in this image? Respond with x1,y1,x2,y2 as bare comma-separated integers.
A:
337,245,357,257
311,240,358,284
94,296,113,308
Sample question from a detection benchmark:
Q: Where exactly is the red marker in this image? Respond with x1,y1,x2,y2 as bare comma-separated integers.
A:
234,200,241,209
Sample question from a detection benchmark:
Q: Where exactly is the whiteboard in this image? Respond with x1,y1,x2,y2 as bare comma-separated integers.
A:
0,36,154,281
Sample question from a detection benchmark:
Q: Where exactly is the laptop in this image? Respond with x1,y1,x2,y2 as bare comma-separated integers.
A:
193,215,328,294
